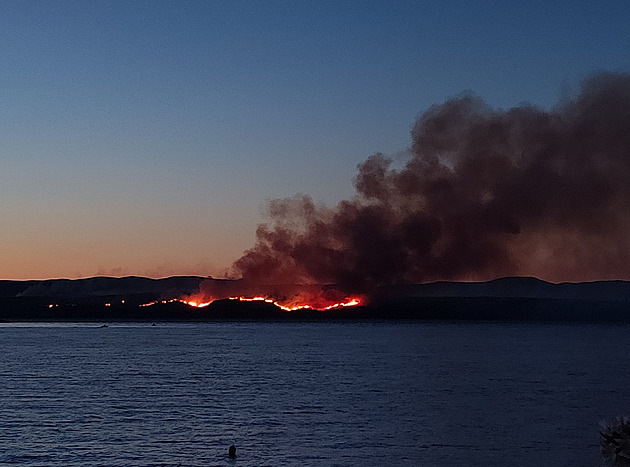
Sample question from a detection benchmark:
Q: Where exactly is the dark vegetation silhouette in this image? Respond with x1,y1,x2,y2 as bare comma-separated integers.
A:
1,276,630,322
601,418,630,466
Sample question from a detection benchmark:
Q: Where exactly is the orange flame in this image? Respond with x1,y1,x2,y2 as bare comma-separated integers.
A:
227,295,362,312
140,298,212,308
140,294,363,312
179,299,212,308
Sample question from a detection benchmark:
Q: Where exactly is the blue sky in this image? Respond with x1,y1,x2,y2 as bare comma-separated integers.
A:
0,0,628,279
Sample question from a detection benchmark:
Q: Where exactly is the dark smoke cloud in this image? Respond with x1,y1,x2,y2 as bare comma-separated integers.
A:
233,72,630,291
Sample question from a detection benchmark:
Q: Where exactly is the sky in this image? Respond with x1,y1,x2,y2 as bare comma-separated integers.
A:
1,0,629,280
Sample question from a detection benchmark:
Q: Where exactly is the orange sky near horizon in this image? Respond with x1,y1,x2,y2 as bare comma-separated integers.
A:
2,2,629,282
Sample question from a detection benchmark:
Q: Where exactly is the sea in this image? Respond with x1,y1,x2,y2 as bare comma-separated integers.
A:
0,321,628,466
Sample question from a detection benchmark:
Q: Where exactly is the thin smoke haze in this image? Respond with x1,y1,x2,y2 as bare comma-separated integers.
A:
206,72,630,300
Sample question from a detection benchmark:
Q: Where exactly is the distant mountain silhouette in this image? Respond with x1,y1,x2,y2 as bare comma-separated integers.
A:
1,276,203,299
1,276,630,322
379,277,630,301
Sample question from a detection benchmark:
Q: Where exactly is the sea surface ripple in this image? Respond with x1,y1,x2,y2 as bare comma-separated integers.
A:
0,321,628,466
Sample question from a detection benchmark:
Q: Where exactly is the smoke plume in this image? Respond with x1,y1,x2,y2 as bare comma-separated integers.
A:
230,72,630,294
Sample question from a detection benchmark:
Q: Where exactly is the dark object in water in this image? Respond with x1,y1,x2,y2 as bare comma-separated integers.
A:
228,445,236,458
100,324,108,328
151,323,156,326
601,417,630,465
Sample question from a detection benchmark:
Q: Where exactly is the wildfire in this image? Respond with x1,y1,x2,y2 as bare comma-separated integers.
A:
179,299,212,308
139,298,211,308
227,296,362,312
140,295,362,312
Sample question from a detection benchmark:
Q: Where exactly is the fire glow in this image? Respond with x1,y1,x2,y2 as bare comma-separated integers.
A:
226,296,362,312
140,295,362,312
140,298,211,308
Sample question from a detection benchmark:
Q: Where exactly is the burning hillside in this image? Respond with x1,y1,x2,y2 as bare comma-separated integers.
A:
2,276,630,321
177,279,363,312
